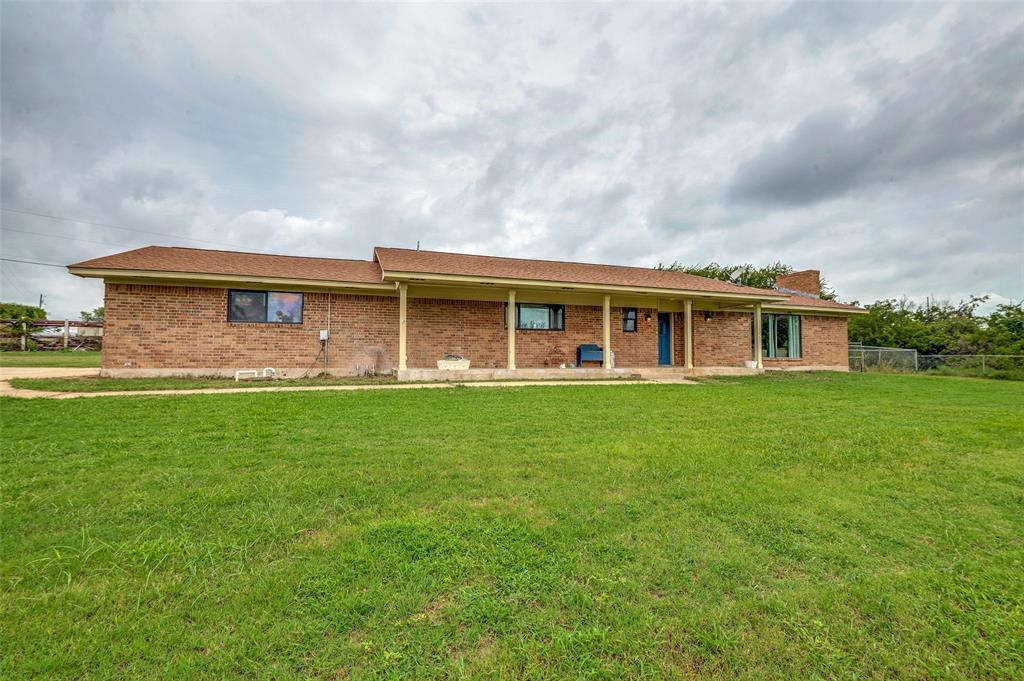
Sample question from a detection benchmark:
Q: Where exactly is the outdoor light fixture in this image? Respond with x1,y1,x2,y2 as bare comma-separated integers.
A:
704,311,715,321
644,312,652,321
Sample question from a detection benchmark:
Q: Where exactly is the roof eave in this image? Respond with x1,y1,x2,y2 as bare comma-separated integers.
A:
379,269,788,302
720,301,866,315
67,267,396,292
762,303,867,315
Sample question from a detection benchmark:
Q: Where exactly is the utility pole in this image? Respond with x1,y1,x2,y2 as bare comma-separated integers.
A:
38,293,45,309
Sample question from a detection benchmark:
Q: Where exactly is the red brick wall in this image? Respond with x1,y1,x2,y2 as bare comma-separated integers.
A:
515,305,661,368
407,299,507,368
672,311,754,367
763,314,848,368
102,283,849,372
406,300,660,368
103,283,398,373
104,286,666,371
777,270,821,295
673,312,686,364
692,311,753,367
611,307,660,368
328,295,399,372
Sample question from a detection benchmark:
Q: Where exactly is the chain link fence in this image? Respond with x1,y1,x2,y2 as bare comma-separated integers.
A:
848,344,919,372
850,343,1024,377
917,354,1024,378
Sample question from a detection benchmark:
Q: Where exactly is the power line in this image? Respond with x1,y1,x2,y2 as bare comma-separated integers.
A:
1,257,67,268
0,206,271,253
2,226,149,251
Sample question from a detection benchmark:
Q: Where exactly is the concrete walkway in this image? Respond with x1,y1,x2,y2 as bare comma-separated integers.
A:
0,376,694,400
0,367,100,380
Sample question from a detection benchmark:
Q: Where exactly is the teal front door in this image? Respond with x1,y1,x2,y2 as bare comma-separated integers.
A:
657,313,671,365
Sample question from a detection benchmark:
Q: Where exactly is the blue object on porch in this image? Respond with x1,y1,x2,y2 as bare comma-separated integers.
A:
576,344,604,365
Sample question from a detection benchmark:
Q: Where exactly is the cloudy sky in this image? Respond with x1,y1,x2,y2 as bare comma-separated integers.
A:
2,2,1021,318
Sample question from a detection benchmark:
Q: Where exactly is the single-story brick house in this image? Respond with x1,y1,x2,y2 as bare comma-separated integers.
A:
68,246,864,380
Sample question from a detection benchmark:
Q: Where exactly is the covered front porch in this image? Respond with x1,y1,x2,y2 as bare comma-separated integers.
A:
391,278,777,382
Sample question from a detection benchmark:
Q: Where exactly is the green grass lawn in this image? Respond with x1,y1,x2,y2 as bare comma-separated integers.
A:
9,374,398,392
0,350,101,368
2,373,1021,679
7,374,640,393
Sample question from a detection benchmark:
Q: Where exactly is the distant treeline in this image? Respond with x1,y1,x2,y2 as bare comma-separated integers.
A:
847,297,1023,356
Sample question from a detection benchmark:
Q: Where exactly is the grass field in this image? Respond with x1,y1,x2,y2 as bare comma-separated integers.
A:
2,373,1021,678
0,350,101,368
5,374,639,393
8,374,398,392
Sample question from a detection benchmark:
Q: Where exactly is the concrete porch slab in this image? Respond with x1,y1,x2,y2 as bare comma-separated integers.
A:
397,367,642,382
397,366,760,382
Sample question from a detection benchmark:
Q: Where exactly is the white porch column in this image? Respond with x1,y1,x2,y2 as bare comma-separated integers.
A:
398,283,408,371
602,294,611,368
753,302,763,369
507,289,516,370
684,299,694,369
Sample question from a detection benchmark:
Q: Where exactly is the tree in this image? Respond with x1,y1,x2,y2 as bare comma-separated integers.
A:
0,302,46,351
0,302,46,320
846,296,1024,356
657,261,798,291
80,306,104,322
986,303,1024,355
847,299,932,350
656,260,847,299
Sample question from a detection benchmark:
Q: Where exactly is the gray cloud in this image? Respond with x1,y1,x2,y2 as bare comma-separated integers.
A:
1,2,1022,319
730,24,1024,205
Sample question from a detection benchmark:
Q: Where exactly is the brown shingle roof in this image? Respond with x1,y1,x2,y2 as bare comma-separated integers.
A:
374,247,785,297
69,245,864,311
772,292,864,312
69,246,385,285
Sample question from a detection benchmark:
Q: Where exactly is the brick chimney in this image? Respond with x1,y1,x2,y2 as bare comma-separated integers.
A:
776,270,821,296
